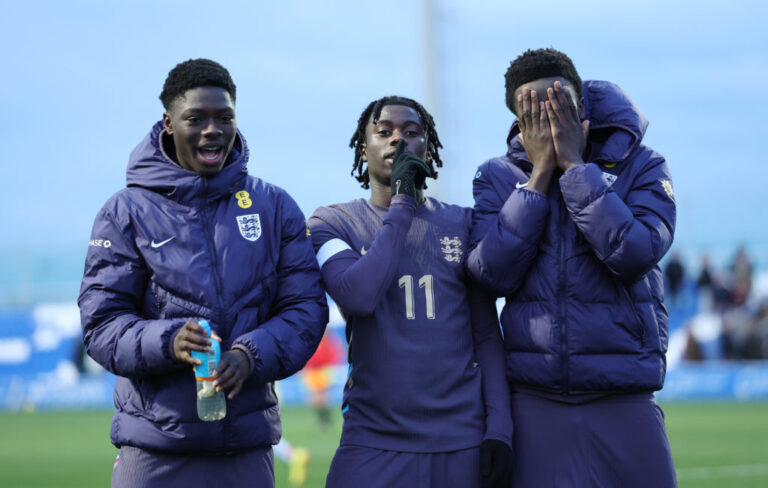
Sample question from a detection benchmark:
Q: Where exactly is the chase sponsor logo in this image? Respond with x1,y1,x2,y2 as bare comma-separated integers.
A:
440,236,463,263
235,190,252,209
475,170,482,179
236,214,262,242
89,239,111,248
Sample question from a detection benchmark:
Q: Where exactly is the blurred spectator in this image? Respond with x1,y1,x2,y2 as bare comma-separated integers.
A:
695,253,716,313
683,326,703,361
299,329,345,429
696,253,713,291
273,438,311,487
721,307,753,359
695,253,732,313
682,247,766,361
686,312,724,361
709,272,734,313
730,246,753,306
743,299,768,359
664,252,686,306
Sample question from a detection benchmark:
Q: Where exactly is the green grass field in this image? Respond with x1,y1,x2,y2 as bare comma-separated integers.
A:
0,403,766,487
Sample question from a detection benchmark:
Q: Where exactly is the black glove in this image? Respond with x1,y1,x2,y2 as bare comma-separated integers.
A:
390,139,433,199
480,439,514,488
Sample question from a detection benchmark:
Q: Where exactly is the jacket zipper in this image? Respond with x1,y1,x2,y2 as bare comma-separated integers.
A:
199,180,227,451
557,196,569,393
199,180,226,327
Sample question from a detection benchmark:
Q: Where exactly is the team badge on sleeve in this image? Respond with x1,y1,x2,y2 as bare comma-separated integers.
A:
440,236,463,263
601,172,618,186
660,179,674,198
236,214,262,241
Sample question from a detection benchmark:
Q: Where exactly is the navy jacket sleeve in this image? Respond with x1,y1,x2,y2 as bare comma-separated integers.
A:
232,193,329,384
559,160,676,282
468,284,513,445
78,206,188,377
309,195,416,316
467,163,550,296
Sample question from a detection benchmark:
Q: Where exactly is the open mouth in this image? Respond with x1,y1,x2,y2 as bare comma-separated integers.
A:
198,145,224,165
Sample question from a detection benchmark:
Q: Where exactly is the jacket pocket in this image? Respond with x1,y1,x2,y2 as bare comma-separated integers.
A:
114,377,142,414
150,281,215,319
142,282,162,319
619,283,645,346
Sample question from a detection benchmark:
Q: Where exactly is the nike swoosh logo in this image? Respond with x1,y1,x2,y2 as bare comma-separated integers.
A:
360,246,367,255
151,236,176,248
516,181,528,189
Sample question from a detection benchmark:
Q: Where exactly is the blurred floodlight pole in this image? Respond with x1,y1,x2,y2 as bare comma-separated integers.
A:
422,0,437,115
422,0,441,198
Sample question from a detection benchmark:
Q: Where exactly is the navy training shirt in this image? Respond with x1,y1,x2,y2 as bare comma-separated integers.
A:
309,196,485,452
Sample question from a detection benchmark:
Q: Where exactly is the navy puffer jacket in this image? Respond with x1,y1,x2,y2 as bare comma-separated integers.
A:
79,121,328,453
467,81,676,393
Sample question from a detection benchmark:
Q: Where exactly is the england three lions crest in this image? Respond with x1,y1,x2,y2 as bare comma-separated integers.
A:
236,214,262,242
440,236,463,263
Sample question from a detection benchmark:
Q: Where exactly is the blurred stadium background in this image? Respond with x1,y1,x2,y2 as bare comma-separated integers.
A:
2,1,767,487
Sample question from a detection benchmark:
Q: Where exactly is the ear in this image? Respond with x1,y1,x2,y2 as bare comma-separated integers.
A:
163,112,173,134
360,143,367,162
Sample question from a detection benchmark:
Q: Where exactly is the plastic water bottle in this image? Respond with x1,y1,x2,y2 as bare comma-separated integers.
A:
191,320,226,421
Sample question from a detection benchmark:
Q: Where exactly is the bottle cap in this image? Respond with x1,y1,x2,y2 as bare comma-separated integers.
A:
198,319,212,337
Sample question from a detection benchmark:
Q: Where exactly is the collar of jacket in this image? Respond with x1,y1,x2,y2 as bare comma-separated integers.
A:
125,120,249,205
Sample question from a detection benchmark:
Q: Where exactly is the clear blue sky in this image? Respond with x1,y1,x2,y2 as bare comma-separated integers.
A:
2,0,767,268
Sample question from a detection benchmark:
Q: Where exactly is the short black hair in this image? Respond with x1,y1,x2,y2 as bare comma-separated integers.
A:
504,48,582,114
349,96,443,189
159,58,236,110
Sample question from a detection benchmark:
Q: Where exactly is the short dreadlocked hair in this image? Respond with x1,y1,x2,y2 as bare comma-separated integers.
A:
349,96,443,189
159,58,237,110
504,48,582,115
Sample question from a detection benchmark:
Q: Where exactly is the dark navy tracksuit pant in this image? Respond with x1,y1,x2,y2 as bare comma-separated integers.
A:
510,390,677,488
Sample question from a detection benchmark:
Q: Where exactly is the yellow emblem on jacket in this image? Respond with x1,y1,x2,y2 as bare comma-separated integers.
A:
660,179,674,198
235,190,252,209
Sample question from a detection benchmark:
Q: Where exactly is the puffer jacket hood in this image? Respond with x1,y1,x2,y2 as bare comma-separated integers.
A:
126,120,249,204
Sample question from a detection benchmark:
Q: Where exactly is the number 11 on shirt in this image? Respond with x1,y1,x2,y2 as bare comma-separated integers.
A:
398,274,435,320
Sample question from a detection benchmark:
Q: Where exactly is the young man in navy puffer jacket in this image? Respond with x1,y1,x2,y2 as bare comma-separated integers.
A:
467,48,677,487
79,58,328,487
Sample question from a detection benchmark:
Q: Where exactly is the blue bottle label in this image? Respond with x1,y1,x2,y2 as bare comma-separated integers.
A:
193,344,220,379
191,321,220,379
